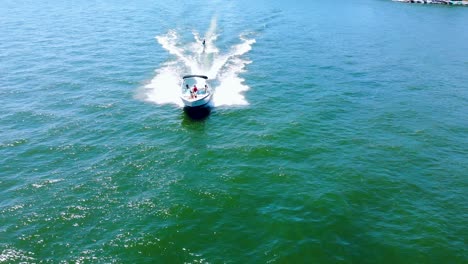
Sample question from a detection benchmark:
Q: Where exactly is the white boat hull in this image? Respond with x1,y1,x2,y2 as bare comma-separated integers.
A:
180,92,212,107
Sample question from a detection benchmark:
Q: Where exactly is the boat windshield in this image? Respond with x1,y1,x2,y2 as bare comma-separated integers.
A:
183,75,208,79
182,76,207,91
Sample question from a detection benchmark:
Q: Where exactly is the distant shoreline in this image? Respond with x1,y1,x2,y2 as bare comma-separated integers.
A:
393,0,468,5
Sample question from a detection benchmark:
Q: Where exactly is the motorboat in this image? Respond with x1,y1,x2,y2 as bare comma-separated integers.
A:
180,75,213,108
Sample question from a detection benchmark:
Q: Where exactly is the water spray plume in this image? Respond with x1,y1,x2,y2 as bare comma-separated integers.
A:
141,18,255,107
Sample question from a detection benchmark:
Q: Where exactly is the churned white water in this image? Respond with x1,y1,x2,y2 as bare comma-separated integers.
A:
141,18,255,107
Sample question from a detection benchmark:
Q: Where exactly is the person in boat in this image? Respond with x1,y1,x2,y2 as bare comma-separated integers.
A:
193,85,198,98
186,84,193,98
204,84,208,93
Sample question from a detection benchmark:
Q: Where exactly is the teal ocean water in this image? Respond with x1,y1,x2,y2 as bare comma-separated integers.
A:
1,0,467,262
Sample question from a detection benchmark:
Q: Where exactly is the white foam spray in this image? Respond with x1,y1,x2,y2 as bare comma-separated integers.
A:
139,18,255,107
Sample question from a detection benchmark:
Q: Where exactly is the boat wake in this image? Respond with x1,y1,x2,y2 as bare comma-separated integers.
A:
139,17,255,107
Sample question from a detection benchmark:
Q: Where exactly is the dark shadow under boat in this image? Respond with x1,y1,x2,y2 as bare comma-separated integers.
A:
183,105,212,121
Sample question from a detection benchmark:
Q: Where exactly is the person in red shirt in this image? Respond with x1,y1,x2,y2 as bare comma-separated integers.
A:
192,85,198,98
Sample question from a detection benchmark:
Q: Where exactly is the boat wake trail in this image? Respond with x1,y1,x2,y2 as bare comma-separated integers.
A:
139,18,255,107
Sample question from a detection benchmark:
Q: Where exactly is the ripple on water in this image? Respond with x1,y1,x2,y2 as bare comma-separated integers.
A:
0,248,36,263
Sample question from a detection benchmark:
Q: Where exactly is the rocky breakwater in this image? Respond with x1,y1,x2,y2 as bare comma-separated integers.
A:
394,0,468,5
